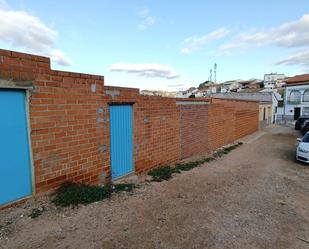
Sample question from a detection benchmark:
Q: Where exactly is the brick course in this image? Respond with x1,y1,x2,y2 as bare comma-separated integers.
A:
0,49,259,198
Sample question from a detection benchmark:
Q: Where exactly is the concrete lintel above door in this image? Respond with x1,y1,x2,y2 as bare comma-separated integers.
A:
0,78,34,90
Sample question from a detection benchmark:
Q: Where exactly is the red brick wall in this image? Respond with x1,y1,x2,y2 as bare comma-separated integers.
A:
134,96,180,173
212,98,259,140
178,99,259,159
179,104,209,159
207,104,236,151
31,74,105,193
99,87,180,178
0,49,106,193
0,49,259,198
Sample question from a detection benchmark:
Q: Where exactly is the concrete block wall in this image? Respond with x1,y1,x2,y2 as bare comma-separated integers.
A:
0,49,259,198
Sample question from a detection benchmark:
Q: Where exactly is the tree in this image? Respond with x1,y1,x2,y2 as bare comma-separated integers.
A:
198,81,212,89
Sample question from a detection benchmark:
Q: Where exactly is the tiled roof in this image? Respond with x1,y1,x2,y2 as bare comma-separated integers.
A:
286,74,309,84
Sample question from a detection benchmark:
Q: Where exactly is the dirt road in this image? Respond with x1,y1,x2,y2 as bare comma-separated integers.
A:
1,125,308,249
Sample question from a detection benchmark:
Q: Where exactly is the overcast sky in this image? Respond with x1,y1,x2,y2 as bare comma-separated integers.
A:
0,0,309,91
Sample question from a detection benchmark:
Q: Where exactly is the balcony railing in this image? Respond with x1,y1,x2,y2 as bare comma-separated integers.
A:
287,100,301,105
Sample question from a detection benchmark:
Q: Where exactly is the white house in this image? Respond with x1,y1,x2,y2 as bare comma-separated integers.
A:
283,74,309,120
264,73,286,89
220,80,241,93
260,88,283,122
176,87,198,98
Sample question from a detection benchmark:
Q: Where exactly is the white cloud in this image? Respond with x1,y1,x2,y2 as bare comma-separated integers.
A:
109,62,180,79
221,14,309,51
0,9,57,51
137,6,156,30
49,49,73,66
181,27,230,53
0,6,72,66
276,50,309,69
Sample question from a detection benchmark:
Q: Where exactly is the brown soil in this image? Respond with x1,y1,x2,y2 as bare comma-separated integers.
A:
0,125,308,249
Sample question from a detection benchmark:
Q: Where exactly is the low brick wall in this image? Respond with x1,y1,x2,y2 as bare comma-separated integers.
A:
0,49,259,199
179,99,259,159
134,96,180,173
212,98,259,140
179,104,209,159
207,104,236,151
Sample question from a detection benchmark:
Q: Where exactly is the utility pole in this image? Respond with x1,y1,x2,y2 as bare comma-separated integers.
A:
209,69,213,83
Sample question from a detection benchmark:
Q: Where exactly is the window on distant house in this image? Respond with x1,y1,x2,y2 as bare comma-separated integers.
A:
303,90,309,102
303,107,309,116
288,90,301,103
278,100,283,107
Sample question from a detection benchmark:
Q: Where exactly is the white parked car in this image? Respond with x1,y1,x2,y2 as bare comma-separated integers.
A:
296,132,309,163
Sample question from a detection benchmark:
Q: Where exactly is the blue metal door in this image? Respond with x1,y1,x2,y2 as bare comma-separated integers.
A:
0,90,32,205
109,105,134,179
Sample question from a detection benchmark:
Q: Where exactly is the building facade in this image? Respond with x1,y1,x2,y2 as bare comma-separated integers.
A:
283,74,309,120
264,73,286,89
220,80,241,93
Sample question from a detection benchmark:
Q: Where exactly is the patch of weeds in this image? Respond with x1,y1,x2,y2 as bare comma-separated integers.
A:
51,183,111,207
51,182,138,207
29,206,46,219
225,142,243,152
202,157,215,163
112,183,137,192
214,142,243,157
175,161,200,171
148,166,174,182
175,157,215,172
213,149,225,158
148,142,243,182
148,156,217,181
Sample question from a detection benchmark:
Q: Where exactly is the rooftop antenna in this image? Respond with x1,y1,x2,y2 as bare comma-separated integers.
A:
214,63,217,83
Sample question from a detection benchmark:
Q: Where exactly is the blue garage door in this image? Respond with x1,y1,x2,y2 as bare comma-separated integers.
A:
109,105,134,179
0,89,32,205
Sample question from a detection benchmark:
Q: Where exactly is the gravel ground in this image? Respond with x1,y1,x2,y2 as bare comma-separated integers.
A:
0,125,308,249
